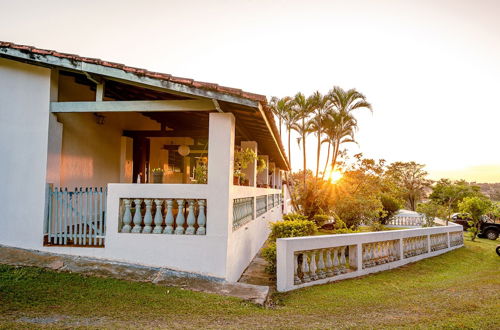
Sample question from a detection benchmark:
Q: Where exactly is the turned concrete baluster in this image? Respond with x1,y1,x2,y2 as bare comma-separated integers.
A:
301,252,311,282
175,199,185,235
370,244,376,266
340,246,347,272
325,249,333,276
153,199,164,234
317,250,326,279
374,244,379,264
309,251,318,280
131,199,143,233
361,244,368,269
185,200,196,235
121,199,132,233
142,199,153,233
388,241,393,261
333,248,340,274
386,241,391,261
196,200,206,235
294,254,301,284
163,199,174,234
380,242,387,263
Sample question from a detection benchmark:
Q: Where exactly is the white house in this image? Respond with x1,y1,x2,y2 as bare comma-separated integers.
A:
0,41,293,282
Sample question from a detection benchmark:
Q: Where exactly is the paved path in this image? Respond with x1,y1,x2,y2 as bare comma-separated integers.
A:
238,248,275,287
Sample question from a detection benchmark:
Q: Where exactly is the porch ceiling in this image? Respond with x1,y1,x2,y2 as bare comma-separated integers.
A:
0,40,290,170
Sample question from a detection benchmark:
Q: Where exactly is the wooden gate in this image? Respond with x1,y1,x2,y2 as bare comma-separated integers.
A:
44,185,106,247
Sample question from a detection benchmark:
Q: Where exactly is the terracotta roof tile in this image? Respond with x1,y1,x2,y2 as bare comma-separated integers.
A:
0,41,269,105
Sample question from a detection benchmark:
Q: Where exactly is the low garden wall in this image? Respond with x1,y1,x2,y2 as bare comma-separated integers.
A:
276,222,464,292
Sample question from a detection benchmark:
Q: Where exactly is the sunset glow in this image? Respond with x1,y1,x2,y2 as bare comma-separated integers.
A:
327,169,343,183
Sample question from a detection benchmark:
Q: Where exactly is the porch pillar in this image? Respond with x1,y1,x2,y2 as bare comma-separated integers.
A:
257,155,269,187
269,162,276,188
241,141,257,187
207,113,235,237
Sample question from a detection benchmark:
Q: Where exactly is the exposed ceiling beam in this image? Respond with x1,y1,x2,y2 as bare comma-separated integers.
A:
50,99,215,113
123,129,208,138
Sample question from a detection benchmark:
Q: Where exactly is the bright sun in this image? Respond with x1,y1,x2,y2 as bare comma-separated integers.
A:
327,170,343,183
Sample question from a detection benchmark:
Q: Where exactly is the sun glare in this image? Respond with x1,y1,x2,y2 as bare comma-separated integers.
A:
327,170,343,183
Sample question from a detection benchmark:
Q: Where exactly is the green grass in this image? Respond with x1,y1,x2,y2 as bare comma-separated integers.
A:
1,237,499,329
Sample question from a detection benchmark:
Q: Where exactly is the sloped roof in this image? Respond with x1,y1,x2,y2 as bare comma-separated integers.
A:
0,41,289,170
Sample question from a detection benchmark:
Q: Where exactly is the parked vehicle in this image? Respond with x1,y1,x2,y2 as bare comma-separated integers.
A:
478,221,500,240
451,213,471,230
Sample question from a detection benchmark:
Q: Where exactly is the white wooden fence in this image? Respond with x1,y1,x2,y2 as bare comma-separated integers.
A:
276,222,464,292
45,185,106,246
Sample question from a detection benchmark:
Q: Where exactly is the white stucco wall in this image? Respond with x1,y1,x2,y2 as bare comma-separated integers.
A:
0,58,51,249
226,186,283,282
0,63,281,282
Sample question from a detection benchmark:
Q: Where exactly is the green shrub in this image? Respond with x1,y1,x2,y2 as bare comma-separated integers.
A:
269,220,317,241
331,218,359,234
263,219,317,275
313,214,330,227
282,213,308,222
261,242,277,274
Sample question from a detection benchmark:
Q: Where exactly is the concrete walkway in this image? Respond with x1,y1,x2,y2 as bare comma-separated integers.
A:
0,245,269,305
238,249,274,287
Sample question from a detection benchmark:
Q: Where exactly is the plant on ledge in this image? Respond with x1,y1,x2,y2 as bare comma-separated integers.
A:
193,163,208,184
233,148,257,185
257,156,267,173
151,168,164,183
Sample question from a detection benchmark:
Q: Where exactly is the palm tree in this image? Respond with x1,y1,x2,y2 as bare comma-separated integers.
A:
291,92,315,187
281,104,298,167
308,91,331,178
322,111,358,177
269,96,292,137
323,86,372,174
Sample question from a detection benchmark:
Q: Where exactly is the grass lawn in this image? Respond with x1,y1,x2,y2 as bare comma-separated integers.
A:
1,236,499,329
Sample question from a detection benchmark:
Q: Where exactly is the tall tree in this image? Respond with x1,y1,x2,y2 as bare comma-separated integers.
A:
386,162,432,211
269,96,292,137
459,196,492,241
328,86,373,115
322,110,358,178
308,91,331,177
291,92,315,187
429,179,483,224
325,86,372,174
282,101,298,167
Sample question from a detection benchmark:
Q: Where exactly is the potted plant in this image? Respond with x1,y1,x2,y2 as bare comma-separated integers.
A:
193,163,208,184
151,168,164,183
257,156,267,173
234,148,257,185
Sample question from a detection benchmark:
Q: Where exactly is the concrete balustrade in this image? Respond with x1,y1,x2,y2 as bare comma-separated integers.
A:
389,215,425,227
120,198,207,235
277,222,464,292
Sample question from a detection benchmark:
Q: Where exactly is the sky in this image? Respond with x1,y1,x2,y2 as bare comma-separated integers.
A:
1,0,499,182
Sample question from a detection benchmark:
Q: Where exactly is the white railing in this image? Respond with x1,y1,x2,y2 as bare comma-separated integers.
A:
388,215,425,226
120,198,206,235
276,222,464,292
231,185,282,230
114,184,209,235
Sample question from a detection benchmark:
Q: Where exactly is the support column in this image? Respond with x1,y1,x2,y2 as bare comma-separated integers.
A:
207,113,235,237
241,141,257,187
269,162,276,188
257,155,269,187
